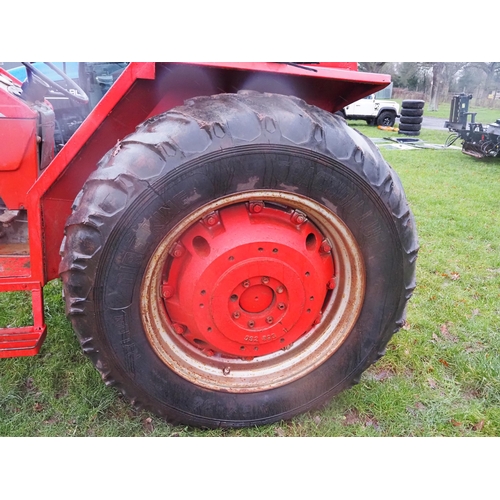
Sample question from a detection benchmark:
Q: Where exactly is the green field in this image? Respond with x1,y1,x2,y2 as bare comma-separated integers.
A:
1,126,499,437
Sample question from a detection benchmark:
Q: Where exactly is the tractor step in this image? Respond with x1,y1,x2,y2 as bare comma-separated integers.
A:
0,281,47,358
0,325,47,358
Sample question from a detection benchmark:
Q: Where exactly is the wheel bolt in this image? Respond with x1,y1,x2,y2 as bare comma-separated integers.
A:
291,210,307,225
247,320,255,328
249,201,264,213
170,242,185,258
172,323,186,334
223,366,231,375
266,316,274,324
261,276,270,284
242,280,250,288
203,349,215,357
161,284,174,299
233,311,241,319
276,286,284,294
278,303,286,311
327,278,336,290
203,211,219,227
320,239,332,253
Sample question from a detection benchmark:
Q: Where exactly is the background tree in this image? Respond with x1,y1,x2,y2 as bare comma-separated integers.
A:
464,62,500,105
355,62,498,108
413,63,467,110
428,63,445,111
358,62,388,73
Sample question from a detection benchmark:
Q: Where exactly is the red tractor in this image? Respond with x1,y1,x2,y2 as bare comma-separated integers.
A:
0,62,418,428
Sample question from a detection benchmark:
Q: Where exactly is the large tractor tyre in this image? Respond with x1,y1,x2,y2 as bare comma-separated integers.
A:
376,111,396,127
401,99,425,109
60,91,418,428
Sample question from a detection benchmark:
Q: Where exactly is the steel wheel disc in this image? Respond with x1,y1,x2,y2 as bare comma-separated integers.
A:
141,191,365,393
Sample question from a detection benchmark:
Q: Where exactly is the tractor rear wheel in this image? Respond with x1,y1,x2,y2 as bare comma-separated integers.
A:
60,91,418,428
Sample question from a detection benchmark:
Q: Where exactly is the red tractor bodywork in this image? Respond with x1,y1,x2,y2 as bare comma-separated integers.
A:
0,62,390,358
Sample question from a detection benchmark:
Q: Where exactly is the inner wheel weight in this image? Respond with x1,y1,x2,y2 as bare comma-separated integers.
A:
161,201,335,358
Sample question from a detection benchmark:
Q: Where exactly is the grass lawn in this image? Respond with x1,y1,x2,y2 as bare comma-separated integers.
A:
0,125,499,437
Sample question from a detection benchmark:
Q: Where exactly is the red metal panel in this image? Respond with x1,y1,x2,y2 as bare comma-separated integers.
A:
0,74,39,208
173,62,390,110
0,256,30,277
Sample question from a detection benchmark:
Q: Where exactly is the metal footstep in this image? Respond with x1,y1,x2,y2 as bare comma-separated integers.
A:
0,284,46,358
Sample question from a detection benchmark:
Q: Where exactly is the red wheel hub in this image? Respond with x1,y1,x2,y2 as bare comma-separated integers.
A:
160,202,335,357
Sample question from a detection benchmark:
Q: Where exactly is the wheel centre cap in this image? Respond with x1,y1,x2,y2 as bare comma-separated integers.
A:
239,284,274,313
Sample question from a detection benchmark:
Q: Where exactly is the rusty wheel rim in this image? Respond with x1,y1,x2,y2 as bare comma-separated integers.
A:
141,191,365,393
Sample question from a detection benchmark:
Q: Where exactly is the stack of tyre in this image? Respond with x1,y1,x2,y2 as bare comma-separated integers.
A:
399,99,424,136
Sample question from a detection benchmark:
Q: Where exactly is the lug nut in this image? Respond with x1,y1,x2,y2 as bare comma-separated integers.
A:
261,276,270,284
242,280,250,288
233,311,241,319
247,320,255,328
170,242,185,258
291,210,307,225
248,201,264,213
203,211,219,227
276,286,284,294
203,349,215,357
327,278,336,290
320,239,332,253
277,303,286,311
266,316,274,324
172,323,186,334
161,284,174,299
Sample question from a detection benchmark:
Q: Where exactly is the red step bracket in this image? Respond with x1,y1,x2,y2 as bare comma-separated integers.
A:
0,283,47,358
